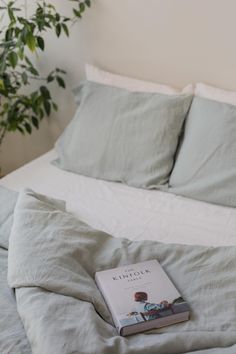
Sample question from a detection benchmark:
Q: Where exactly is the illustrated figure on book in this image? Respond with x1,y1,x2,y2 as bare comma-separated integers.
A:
127,292,188,323
128,291,173,322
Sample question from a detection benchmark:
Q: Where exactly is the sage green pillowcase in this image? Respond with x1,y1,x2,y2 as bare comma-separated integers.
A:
54,81,192,189
169,96,236,207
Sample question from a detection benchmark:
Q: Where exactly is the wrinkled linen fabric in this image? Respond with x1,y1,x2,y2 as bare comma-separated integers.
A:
169,96,236,208
54,81,193,189
0,186,31,354
4,188,236,354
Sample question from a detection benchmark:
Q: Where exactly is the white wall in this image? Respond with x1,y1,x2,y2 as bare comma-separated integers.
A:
1,0,236,175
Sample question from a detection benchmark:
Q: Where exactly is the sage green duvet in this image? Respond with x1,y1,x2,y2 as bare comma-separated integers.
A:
1,186,236,353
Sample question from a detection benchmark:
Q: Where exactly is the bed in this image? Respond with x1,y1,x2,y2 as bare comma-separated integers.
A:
2,0,236,350
2,59,236,353
1,148,236,354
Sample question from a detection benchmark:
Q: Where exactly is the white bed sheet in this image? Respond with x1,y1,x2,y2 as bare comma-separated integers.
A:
1,149,236,247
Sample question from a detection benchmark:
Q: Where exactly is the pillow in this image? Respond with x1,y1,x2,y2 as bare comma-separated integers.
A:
195,83,236,106
54,81,193,189
85,64,193,96
169,96,236,207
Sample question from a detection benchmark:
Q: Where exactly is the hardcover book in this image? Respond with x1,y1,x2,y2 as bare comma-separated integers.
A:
95,259,190,336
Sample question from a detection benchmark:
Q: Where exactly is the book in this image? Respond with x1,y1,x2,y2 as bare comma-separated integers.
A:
95,259,190,336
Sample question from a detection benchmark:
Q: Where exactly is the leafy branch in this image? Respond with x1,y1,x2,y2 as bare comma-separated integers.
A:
0,0,91,147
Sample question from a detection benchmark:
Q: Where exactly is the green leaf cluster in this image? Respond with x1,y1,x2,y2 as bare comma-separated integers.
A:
0,0,91,147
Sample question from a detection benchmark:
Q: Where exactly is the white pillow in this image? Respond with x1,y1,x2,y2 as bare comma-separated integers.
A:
194,83,236,107
85,64,193,95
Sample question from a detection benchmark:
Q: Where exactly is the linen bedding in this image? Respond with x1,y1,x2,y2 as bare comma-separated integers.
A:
0,187,31,354
1,185,236,354
2,150,236,248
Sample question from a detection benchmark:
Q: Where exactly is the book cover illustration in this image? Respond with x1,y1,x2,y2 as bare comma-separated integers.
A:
119,292,187,327
96,259,189,333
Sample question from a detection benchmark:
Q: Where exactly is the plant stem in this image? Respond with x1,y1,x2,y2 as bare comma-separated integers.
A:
0,126,6,147
0,126,4,177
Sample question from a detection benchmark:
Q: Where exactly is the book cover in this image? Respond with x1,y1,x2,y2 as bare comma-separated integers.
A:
95,259,190,336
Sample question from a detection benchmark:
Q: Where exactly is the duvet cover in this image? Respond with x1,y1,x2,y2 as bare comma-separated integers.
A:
1,186,236,354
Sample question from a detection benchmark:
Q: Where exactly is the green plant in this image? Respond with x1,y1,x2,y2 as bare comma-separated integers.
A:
0,0,91,147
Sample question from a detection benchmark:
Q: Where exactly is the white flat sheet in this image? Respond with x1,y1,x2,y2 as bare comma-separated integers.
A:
1,149,236,247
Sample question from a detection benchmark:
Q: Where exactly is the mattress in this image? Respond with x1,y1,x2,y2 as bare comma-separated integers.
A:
1,149,236,247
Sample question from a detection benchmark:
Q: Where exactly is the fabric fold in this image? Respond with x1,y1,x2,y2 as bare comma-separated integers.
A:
7,188,236,354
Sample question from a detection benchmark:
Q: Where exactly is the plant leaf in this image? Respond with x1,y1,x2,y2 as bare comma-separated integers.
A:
62,23,69,37
56,76,66,88
7,6,15,22
40,86,51,100
79,2,85,12
29,66,39,76
25,56,39,76
26,32,36,52
17,126,25,134
24,122,32,134
55,13,60,22
37,36,45,51
73,9,81,18
5,28,14,41
55,23,61,37
43,100,51,116
8,51,18,68
21,72,28,85
52,102,58,111
32,116,39,129
18,47,24,60
47,74,54,83
0,79,5,90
